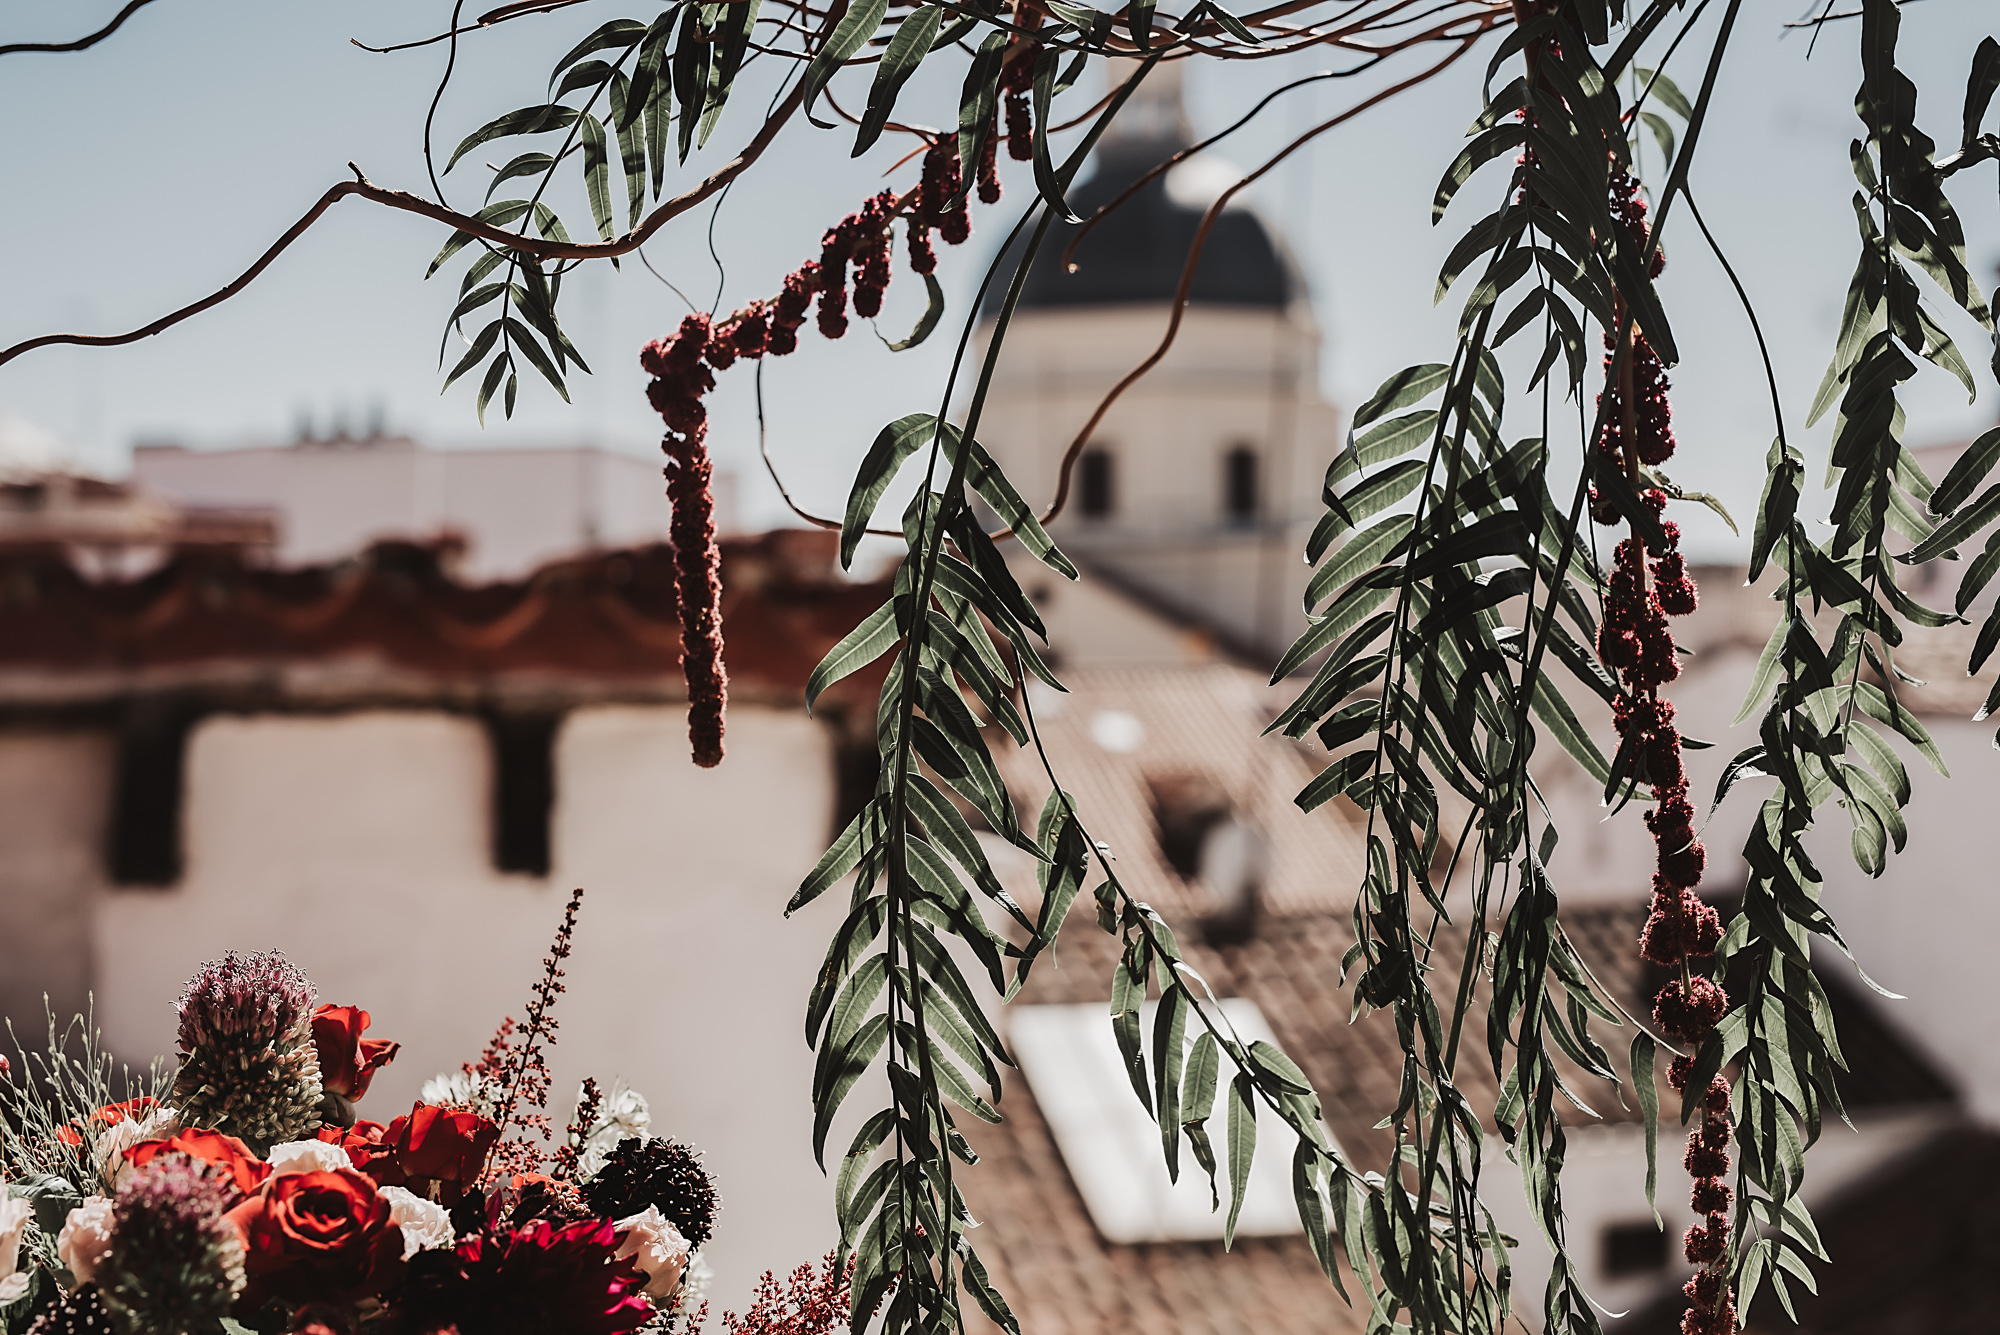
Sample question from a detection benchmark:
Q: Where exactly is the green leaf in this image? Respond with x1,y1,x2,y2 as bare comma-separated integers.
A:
502,318,570,400
880,273,946,352
1304,514,1413,613
1434,123,1527,222
1224,1072,1256,1249
1634,66,1693,120
1903,481,2000,564
579,114,615,241
939,423,1077,578
1931,426,2000,516
1153,989,1188,1180
907,773,1028,926
1966,37,2000,146
1530,669,1612,785
552,18,648,80
808,597,903,711
801,0,889,121
1631,1032,1661,1226
843,414,937,568
427,201,533,278
958,1239,1021,1335
442,319,503,393
447,105,579,173
1350,364,1450,432
792,800,886,916
854,6,941,155
811,1013,889,1166
955,33,1007,207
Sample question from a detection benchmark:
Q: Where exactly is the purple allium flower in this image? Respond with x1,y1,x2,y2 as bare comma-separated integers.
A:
98,1153,245,1331
176,949,316,1055
172,950,324,1148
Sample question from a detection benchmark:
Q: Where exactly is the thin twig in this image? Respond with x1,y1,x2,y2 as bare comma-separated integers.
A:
0,0,163,57
0,72,812,369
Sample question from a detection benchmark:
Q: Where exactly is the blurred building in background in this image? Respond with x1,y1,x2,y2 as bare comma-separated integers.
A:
132,424,735,580
974,62,1339,663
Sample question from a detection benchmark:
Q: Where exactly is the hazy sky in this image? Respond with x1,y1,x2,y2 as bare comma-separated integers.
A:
3,0,1998,559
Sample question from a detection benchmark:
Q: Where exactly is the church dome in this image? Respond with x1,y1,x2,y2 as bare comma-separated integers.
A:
981,144,1298,316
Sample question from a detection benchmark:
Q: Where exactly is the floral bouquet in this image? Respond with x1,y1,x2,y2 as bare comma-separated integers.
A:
0,890,717,1335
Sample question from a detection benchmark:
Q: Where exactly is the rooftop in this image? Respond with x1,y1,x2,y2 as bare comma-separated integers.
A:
0,530,889,711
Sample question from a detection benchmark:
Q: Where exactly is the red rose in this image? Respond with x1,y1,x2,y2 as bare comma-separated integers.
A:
317,1119,394,1175
224,1167,404,1306
394,1105,501,1203
359,1104,500,1205
125,1129,271,1200
312,1004,400,1102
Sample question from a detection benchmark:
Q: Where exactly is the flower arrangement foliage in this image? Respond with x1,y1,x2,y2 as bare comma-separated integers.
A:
1,893,717,1335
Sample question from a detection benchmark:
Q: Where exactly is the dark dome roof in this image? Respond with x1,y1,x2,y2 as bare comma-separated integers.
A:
980,145,1297,316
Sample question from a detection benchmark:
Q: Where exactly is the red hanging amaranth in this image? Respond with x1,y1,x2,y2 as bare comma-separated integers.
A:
1000,48,1036,162
1593,169,1734,1335
642,314,727,768
635,135,1001,766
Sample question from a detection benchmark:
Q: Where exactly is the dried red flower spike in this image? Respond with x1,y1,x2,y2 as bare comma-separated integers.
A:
643,315,728,767
1001,52,1035,161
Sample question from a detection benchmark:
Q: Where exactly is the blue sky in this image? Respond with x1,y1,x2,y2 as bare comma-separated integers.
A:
2,0,1997,558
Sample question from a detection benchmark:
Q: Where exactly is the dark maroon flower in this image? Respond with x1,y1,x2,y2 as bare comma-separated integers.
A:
396,1215,652,1335
1001,51,1035,161
1682,1211,1729,1264
1683,1137,1729,1180
1689,1176,1732,1213
1654,976,1726,1042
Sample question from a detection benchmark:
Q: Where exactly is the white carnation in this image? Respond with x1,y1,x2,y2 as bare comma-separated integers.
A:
94,1104,180,1194
266,1139,355,1175
421,1070,479,1107
613,1206,689,1301
676,1249,713,1316
580,1079,651,1179
0,1196,32,1304
56,1196,116,1286
378,1186,455,1259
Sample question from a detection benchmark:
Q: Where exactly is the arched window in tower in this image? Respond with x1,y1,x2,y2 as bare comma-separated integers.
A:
1079,447,1115,519
1224,444,1259,525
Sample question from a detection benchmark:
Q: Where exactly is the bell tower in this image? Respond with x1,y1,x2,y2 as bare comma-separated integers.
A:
972,64,1337,663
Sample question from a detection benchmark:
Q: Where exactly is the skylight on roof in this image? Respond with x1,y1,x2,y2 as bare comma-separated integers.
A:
1008,997,1320,1244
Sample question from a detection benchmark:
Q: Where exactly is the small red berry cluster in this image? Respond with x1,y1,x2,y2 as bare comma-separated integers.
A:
641,105,1033,765
1591,171,1734,1335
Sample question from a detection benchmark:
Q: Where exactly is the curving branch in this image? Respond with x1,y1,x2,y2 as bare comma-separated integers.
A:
0,76,812,371
0,0,164,57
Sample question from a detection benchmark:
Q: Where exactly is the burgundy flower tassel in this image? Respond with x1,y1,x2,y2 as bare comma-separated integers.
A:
642,315,727,768
1594,169,1734,1335
634,141,999,768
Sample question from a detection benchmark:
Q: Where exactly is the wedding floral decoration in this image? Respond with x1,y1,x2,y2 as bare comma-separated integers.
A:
1,894,719,1335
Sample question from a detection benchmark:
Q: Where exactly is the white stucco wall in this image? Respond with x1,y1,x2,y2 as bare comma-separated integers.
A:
0,729,114,1037
90,704,848,1308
